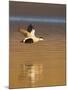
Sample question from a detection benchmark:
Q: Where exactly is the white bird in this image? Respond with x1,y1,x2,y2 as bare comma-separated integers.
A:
19,24,44,43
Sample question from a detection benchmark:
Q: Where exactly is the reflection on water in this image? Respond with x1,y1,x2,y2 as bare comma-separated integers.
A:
19,64,43,86
9,23,65,88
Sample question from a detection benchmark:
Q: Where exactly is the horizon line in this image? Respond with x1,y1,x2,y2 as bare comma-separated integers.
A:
9,16,65,24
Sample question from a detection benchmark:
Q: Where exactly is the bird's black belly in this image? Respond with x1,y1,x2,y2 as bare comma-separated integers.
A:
25,38,33,43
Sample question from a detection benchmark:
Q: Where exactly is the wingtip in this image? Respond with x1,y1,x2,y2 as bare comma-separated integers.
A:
27,24,34,32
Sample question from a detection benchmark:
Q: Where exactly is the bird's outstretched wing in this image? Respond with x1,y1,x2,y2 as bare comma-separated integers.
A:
19,29,35,37
27,24,33,32
19,29,30,37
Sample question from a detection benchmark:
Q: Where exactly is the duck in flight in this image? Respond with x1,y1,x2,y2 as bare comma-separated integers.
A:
19,24,44,43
